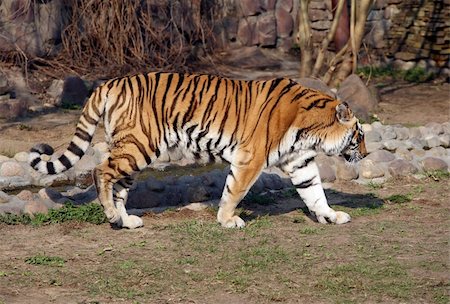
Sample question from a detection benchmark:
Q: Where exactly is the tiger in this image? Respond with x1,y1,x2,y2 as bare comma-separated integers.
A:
29,72,367,229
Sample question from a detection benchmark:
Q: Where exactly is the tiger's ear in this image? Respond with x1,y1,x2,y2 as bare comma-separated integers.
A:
336,102,355,123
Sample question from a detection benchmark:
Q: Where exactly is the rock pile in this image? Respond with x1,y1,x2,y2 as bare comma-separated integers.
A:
0,121,449,216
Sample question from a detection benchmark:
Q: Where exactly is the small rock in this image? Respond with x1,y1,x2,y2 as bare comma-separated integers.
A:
388,159,418,177
420,157,448,171
13,152,29,162
336,161,359,180
0,161,25,177
425,122,444,135
186,185,211,202
424,136,441,149
16,190,34,201
366,150,396,162
371,121,383,130
439,134,450,148
24,200,49,216
405,138,425,150
442,122,450,134
0,155,10,162
366,142,383,153
394,127,410,140
0,197,26,215
395,147,413,161
359,159,385,179
383,139,402,151
317,162,336,182
411,148,426,158
38,188,63,202
361,123,372,133
426,147,447,158
0,190,10,204
365,130,382,142
381,127,397,140
409,127,422,138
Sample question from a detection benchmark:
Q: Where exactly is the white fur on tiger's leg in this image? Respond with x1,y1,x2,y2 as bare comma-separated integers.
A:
113,178,143,229
281,156,351,224
217,162,263,228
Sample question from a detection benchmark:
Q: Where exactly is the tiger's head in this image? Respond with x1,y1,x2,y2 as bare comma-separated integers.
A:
333,102,367,163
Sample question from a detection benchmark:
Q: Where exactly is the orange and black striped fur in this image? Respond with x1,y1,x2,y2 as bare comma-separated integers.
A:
29,72,367,229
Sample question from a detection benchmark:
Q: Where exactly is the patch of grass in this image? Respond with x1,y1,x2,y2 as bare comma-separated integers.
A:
299,226,322,235
366,181,383,190
319,260,414,301
357,65,435,83
423,170,450,181
0,202,107,225
17,124,32,131
335,203,383,217
385,194,412,204
25,254,65,267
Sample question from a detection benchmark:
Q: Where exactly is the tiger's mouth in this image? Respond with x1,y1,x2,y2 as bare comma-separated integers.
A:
342,150,364,163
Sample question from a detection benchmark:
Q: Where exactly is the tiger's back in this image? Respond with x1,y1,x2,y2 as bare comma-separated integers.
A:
30,72,366,229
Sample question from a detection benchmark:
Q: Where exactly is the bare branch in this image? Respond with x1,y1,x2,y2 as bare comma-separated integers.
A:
298,0,312,77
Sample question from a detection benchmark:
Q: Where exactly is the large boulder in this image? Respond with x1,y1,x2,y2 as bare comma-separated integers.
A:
337,74,379,121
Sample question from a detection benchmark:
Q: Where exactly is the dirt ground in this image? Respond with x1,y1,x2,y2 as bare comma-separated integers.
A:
0,75,449,303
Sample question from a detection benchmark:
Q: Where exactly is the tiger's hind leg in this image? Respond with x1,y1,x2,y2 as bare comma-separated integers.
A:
93,146,149,228
113,176,143,229
280,156,351,224
217,157,264,228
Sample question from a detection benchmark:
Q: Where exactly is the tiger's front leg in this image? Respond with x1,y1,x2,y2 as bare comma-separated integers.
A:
280,156,351,224
113,177,143,229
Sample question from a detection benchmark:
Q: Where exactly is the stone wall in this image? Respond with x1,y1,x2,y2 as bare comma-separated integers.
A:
215,0,449,70
0,0,448,71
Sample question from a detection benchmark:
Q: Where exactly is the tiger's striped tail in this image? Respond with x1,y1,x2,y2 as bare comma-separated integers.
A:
29,87,106,175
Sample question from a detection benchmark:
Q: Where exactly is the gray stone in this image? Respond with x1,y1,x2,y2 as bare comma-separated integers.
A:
405,138,425,150
0,190,10,204
38,173,70,187
371,121,383,130
276,0,293,12
47,79,64,100
359,159,385,179
256,12,277,46
261,0,276,10
0,197,26,215
261,173,285,190
239,0,262,16
318,162,336,183
420,157,448,171
237,17,258,46
366,150,396,162
336,161,359,181
309,8,332,22
13,151,29,162
24,200,49,216
16,190,34,201
424,136,441,149
0,161,25,177
337,74,379,121
442,122,450,134
59,76,89,108
426,147,447,158
311,20,331,30
425,122,444,135
186,185,211,203
383,139,403,151
395,147,413,161
364,19,386,49
388,159,418,177
366,142,383,153
361,123,372,133
0,99,28,119
0,155,10,162
275,8,293,38
365,130,382,142
439,134,450,148
411,148,426,158
382,126,397,140
395,127,410,140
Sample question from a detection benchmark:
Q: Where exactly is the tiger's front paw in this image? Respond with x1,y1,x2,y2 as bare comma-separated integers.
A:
104,207,121,224
316,210,351,225
122,215,144,229
218,214,246,228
